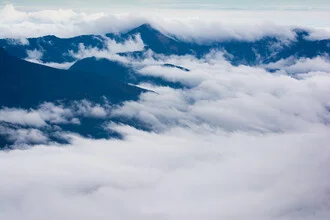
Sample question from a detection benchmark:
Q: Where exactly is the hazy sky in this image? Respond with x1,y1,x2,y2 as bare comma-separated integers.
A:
2,0,330,10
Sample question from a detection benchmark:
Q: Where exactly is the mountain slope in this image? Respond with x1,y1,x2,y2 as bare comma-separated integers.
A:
69,57,186,88
1,24,330,66
120,24,195,55
0,48,145,109
69,57,134,82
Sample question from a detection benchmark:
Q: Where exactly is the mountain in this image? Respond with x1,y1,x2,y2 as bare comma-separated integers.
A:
0,48,148,147
69,57,134,82
119,24,195,55
69,57,186,88
0,35,104,63
218,30,330,65
0,48,145,109
1,24,329,66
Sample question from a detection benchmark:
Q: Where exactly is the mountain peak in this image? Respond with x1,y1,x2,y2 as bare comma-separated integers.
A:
127,23,159,35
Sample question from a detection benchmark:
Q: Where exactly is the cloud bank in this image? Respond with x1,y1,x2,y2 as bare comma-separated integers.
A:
70,34,145,60
0,124,329,220
1,49,330,219
1,4,330,41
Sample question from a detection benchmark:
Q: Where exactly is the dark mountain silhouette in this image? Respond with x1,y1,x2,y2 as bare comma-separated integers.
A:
0,48,144,109
120,24,195,55
69,57,134,82
0,34,106,63
69,57,186,88
1,24,329,148
1,24,329,66
0,48,148,147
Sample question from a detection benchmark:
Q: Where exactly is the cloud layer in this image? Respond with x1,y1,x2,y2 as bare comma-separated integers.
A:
1,48,330,219
0,124,329,220
1,4,330,41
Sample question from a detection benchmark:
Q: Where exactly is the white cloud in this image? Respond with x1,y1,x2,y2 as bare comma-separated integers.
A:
153,20,297,43
25,59,75,69
1,4,330,41
0,101,109,128
263,56,330,75
5,37,29,45
1,50,330,219
106,34,145,53
305,27,330,41
0,124,329,219
0,4,144,38
0,126,48,145
0,101,113,146
112,51,330,133
70,34,145,60
25,49,75,69
73,100,109,118
26,49,43,60
0,108,48,127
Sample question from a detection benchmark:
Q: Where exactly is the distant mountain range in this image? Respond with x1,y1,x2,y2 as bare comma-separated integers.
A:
69,57,186,88
0,48,144,109
1,24,330,66
0,48,146,147
1,23,330,148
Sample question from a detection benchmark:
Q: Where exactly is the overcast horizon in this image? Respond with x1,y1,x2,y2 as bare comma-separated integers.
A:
1,0,330,10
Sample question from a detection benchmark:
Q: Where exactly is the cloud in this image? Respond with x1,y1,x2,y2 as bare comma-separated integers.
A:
111,51,330,133
0,126,48,145
26,49,43,60
25,60,75,69
0,101,111,128
0,123,329,219
1,4,330,42
263,56,330,75
5,37,29,45
26,49,76,69
70,34,145,60
73,100,109,118
106,35,145,53
1,50,330,219
153,21,297,43
0,4,144,38
0,109,46,128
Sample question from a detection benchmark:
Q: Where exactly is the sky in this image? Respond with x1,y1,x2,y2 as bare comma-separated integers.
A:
2,0,330,10
1,2,330,39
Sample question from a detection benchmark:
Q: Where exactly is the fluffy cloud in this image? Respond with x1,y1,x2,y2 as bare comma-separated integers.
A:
1,50,329,219
70,34,145,60
0,101,111,128
0,126,48,145
263,56,330,74
26,49,43,60
25,60,75,69
26,49,76,69
0,124,329,219
1,4,330,42
73,100,109,118
0,4,144,38
0,108,48,127
111,52,330,133
0,103,74,128
5,37,29,45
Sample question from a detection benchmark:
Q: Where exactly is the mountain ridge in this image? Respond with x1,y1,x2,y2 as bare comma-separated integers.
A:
0,23,329,66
